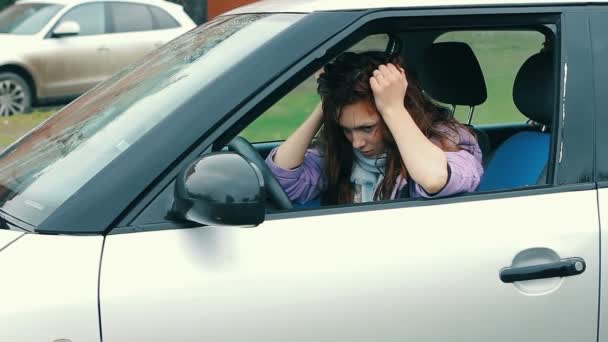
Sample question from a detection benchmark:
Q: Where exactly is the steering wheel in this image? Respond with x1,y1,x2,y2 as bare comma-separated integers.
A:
228,136,293,210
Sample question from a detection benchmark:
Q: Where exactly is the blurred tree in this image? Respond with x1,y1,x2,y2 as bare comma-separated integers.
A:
168,0,207,25
0,0,15,11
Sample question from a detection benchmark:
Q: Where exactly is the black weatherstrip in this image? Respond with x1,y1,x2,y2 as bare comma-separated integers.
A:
97,236,106,342
595,189,602,342
0,233,25,254
557,12,595,184
266,183,595,222
590,10,608,182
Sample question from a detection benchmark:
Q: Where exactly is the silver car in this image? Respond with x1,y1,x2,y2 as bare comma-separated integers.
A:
0,0,195,116
0,0,607,341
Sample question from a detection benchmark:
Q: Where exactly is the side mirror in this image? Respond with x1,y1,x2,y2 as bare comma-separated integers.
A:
52,21,80,38
171,152,266,226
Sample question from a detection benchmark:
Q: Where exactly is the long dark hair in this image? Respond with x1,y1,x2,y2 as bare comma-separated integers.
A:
317,51,465,204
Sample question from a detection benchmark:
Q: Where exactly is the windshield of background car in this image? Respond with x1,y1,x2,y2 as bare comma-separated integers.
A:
0,3,63,34
0,13,304,227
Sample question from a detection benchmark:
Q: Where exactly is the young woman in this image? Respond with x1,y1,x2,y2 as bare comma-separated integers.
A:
265,51,483,205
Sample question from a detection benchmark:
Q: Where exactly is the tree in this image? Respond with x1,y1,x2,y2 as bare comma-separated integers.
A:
168,0,207,25
0,0,15,11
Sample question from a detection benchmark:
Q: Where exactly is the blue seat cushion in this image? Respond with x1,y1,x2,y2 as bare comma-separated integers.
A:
294,197,321,209
478,131,550,191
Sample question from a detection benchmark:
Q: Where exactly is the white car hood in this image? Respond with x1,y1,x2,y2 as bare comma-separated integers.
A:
0,230,24,252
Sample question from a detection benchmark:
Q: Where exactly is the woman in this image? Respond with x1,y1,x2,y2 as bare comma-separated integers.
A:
265,51,483,205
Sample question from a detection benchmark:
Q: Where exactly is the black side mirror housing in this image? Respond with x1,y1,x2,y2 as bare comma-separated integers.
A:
172,152,265,226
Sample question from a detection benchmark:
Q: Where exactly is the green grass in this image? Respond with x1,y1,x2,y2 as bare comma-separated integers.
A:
3,32,547,147
0,109,55,149
440,31,545,125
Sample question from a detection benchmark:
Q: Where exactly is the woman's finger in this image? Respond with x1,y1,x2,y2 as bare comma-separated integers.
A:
378,64,392,78
370,76,381,93
387,63,402,77
373,69,388,86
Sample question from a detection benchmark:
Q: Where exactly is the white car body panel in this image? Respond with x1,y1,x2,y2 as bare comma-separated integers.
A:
0,229,24,250
0,233,103,342
101,190,599,342
225,0,608,15
598,189,608,342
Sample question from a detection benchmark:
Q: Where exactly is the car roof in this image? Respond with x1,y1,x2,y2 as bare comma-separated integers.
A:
16,0,182,10
225,0,607,14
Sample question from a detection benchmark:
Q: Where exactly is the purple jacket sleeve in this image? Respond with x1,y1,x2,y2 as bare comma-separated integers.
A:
265,148,326,204
413,127,484,198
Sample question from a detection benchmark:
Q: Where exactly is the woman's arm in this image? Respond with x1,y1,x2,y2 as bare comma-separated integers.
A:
413,130,484,198
273,102,324,169
265,102,326,203
370,64,448,194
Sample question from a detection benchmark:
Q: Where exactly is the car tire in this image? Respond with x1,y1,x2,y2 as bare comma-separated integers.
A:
0,72,32,116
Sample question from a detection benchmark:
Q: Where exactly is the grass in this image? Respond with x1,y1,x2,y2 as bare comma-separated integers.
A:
0,109,55,149
2,31,547,148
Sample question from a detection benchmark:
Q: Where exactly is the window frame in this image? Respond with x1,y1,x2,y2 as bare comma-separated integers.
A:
148,4,181,30
591,9,608,185
45,2,107,38
112,6,594,234
106,1,156,34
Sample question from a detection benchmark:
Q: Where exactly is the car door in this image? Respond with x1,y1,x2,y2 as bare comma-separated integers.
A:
36,2,110,98
98,8,600,342
0,231,103,342
590,9,608,342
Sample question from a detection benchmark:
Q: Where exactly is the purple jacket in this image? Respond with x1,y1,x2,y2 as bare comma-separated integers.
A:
265,127,484,204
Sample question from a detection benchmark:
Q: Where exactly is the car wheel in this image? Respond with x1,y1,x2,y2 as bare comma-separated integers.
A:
0,72,32,116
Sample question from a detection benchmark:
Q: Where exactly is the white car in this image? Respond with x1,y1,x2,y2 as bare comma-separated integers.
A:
0,0,607,341
0,0,195,115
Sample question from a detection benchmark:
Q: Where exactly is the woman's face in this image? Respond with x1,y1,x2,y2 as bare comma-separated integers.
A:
339,101,386,158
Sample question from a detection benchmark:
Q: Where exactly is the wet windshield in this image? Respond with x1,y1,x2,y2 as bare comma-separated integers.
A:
0,13,304,227
0,3,63,35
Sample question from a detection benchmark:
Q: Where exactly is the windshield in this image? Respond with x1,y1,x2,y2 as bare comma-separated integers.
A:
0,3,63,35
0,13,303,227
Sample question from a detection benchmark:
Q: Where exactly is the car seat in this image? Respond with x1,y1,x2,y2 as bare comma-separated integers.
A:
477,50,555,191
418,42,491,166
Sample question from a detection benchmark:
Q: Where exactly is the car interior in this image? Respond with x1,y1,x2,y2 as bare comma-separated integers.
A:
218,23,558,212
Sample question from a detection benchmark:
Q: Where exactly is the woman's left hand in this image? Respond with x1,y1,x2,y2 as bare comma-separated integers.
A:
369,63,408,117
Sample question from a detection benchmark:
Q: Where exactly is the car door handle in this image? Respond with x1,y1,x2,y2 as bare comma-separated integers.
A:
500,257,586,283
97,46,110,52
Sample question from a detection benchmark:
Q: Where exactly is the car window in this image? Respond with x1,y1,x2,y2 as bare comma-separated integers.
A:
232,28,554,208
434,31,545,125
149,5,180,30
57,3,105,36
0,13,304,228
240,34,390,143
0,3,63,35
109,2,154,33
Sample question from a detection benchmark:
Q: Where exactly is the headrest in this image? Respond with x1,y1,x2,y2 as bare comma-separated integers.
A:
513,51,555,125
418,42,487,106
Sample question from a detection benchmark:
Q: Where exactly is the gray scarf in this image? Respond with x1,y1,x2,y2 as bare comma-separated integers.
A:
350,149,387,203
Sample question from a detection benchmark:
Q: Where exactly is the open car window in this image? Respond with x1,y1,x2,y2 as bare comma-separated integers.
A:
132,20,559,227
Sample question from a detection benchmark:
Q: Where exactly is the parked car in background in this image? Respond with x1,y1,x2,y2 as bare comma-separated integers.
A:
0,0,195,116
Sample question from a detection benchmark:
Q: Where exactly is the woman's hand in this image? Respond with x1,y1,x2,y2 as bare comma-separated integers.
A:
371,64,449,194
369,64,408,117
